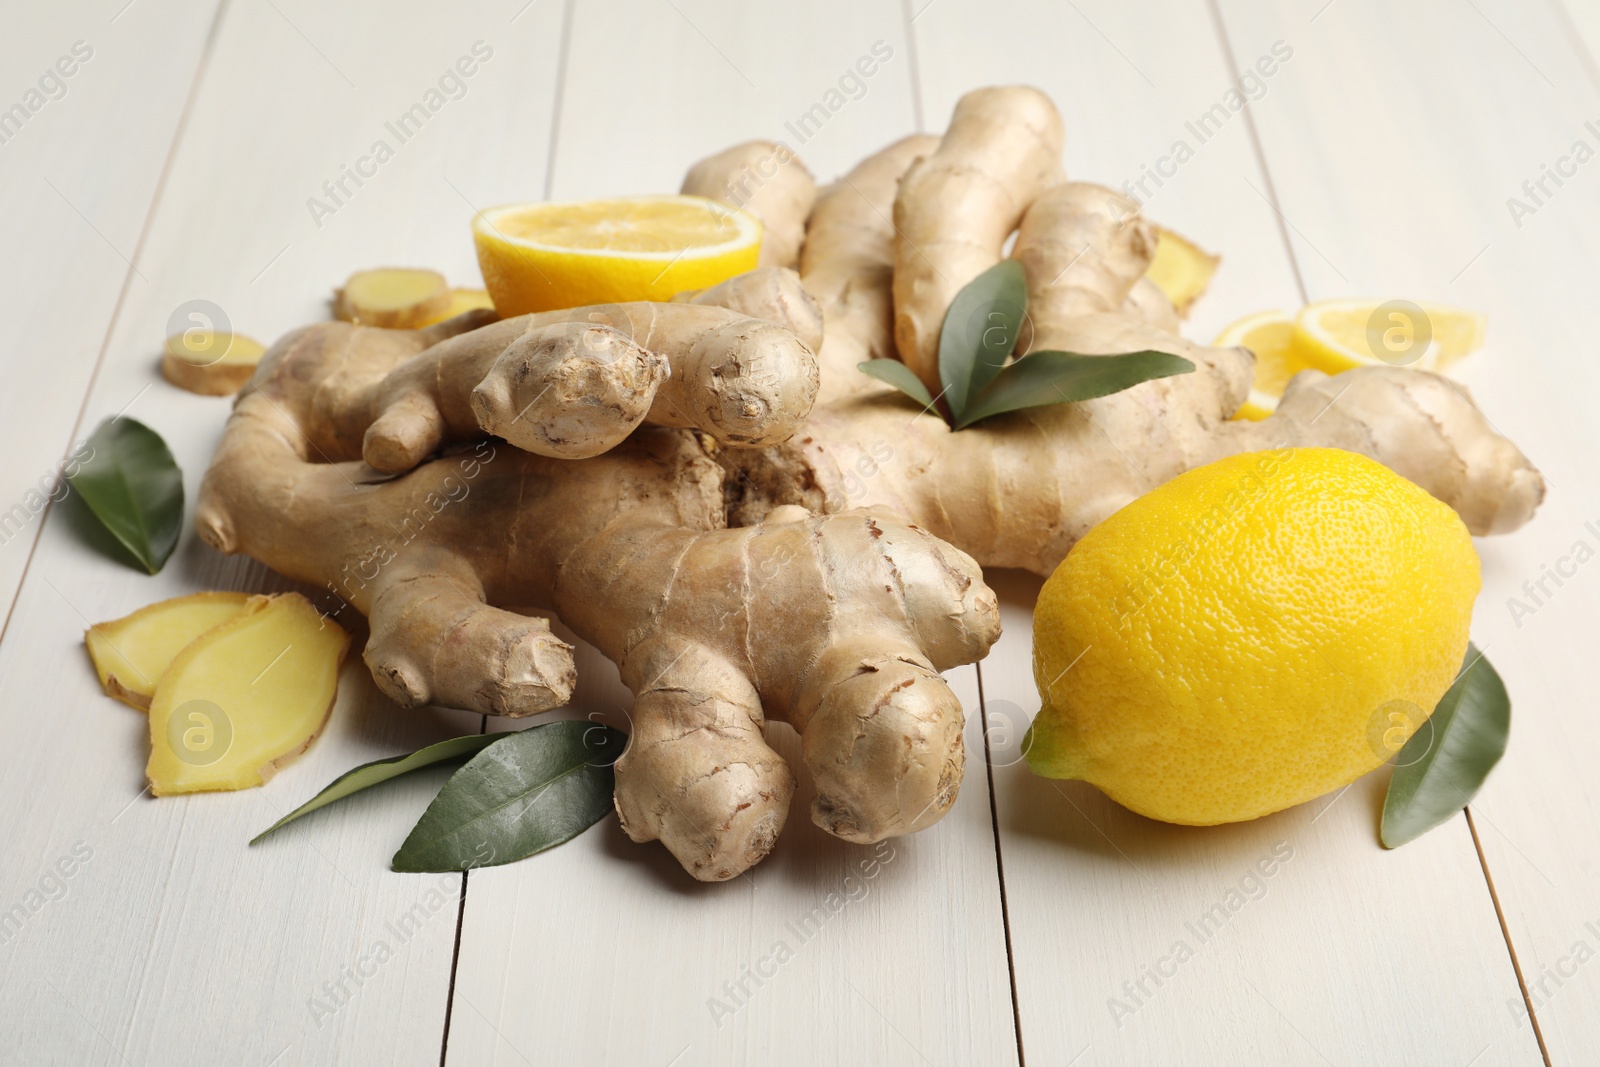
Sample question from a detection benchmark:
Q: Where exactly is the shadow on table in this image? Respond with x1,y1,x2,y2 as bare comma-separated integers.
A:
993,756,1391,875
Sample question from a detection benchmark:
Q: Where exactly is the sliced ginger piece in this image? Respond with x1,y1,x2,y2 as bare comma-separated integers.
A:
334,268,450,328
162,331,266,396
1145,227,1220,317
86,591,253,709
147,593,349,795
416,288,496,327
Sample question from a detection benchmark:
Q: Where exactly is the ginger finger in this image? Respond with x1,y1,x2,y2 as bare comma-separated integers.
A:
800,134,941,403
1122,277,1182,333
362,302,818,470
893,86,1066,391
363,549,576,717
468,322,669,462
612,638,795,881
1011,182,1157,325
681,140,816,270
676,266,824,352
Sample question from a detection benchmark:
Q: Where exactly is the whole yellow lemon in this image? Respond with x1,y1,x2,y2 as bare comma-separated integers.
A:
1027,447,1480,824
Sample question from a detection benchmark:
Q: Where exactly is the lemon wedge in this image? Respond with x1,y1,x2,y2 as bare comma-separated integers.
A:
1290,298,1485,374
1215,309,1300,420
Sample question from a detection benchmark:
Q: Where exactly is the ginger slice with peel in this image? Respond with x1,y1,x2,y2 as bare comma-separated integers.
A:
1145,227,1220,317
162,331,266,396
334,268,450,328
147,593,349,795
86,591,253,709
417,288,496,327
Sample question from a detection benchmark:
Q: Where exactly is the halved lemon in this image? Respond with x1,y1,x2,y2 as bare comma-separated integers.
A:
471,195,762,315
1290,298,1485,375
1426,303,1488,369
1215,309,1301,420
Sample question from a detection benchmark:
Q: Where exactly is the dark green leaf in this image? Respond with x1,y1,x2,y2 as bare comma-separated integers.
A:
392,721,627,872
250,733,501,845
955,350,1195,428
938,260,1027,421
857,359,936,410
66,417,184,574
1381,646,1510,848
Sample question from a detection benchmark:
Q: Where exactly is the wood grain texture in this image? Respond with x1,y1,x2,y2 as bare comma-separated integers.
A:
0,0,223,626
1218,0,1600,1059
0,2,564,1064
912,0,1543,1062
443,4,1018,1065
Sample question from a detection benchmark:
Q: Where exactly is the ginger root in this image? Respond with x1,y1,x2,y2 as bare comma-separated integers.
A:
334,268,451,328
162,332,266,396
731,129,1541,571
147,593,349,794
86,591,251,708
195,322,996,871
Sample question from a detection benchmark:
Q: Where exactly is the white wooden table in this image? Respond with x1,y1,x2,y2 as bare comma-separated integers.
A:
2,1,1595,1063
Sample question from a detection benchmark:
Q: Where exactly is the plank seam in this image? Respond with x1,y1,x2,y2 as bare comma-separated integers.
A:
1546,0,1600,96
976,663,1027,1067
541,0,579,201
1202,0,1309,306
1466,808,1553,1066
898,0,926,133
0,0,236,663
438,714,489,1067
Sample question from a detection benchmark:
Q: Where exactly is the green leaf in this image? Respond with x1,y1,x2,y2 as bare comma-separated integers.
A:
66,417,184,574
938,260,1028,421
250,733,501,845
954,350,1195,428
1381,646,1510,849
392,721,628,872
857,359,936,409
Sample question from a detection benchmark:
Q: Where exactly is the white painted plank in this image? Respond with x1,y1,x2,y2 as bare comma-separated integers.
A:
982,571,1541,1066
912,0,1541,1062
445,3,1019,1065
1554,0,1600,82
912,0,1303,341
449,631,1012,1067
546,0,919,202
0,0,222,625
1218,0,1600,1059
0,2,567,1064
